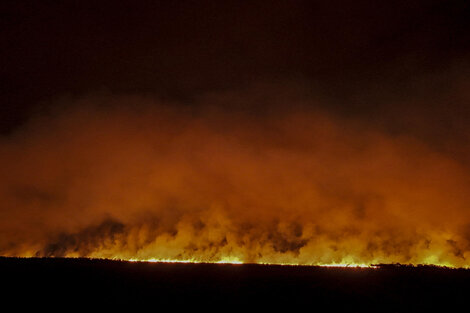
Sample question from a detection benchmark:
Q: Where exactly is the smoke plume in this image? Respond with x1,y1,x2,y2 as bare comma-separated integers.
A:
1,86,470,267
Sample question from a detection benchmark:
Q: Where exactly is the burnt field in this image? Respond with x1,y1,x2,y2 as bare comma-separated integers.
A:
1,258,470,310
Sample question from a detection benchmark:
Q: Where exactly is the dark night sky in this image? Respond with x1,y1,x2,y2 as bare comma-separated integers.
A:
2,0,469,133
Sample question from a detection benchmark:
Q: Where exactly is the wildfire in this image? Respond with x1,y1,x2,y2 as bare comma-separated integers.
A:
1,95,470,268
128,259,375,268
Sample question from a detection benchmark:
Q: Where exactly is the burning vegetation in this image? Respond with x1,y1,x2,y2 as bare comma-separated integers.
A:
1,91,470,267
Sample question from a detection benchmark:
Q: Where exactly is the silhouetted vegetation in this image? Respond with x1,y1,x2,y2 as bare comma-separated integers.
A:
1,257,469,310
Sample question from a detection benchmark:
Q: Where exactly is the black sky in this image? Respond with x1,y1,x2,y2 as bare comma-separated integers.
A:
1,0,470,135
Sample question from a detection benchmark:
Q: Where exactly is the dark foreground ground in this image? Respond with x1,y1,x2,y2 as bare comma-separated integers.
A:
1,257,469,310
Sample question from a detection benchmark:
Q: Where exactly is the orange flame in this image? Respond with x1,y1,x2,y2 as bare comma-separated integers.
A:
1,94,469,268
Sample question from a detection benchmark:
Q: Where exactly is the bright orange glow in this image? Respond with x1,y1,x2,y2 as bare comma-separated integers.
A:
1,94,470,268
120,258,376,268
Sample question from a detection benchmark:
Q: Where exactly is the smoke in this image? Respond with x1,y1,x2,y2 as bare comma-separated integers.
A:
1,86,470,266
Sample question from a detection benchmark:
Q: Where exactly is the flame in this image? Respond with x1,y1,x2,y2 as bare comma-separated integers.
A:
128,259,376,268
1,94,470,268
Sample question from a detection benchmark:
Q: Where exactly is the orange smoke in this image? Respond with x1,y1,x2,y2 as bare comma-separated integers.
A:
1,91,469,267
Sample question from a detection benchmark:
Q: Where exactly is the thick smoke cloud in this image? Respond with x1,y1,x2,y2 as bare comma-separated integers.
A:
1,85,470,266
